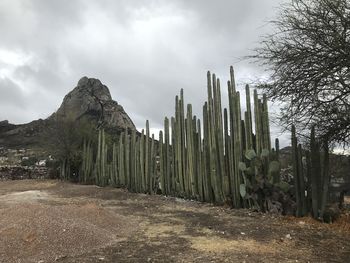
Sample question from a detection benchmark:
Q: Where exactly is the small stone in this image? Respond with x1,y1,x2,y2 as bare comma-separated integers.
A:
240,232,246,235
286,234,292,239
55,255,67,261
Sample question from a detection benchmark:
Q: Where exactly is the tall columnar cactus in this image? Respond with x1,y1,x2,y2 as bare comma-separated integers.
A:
223,108,232,197
186,103,195,197
320,141,330,219
118,132,125,186
253,90,262,155
241,120,246,153
112,142,118,186
196,118,204,201
81,140,93,184
297,143,307,214
202,102,212,202
214,77,225,198
262,94,271,150
175,95,184,195
192,115,198,196
95,129,102,185
228,68,242,208
310,126,320,218
225,86,235,203
93,129,109,186
275,138,280,160
171,116,177,193
135,136,141,192
101,129,106,186
180,90,186,194
145,120,150,193
309,126,330,220
245,85,253,150
150,133,155,194
124,130,130,189
159,130,164,193
206,71,224,203
291,125,307,217
140,129,145,192
130,129,137,192
164,117,171,195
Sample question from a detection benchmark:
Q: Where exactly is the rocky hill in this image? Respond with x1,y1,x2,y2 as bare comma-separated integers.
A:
0,77,136,148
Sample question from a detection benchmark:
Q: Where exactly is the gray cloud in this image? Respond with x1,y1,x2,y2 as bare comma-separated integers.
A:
0,77,26,106
0,0,289,146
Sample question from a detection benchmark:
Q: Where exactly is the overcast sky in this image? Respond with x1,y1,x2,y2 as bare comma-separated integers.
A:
0,0,290,146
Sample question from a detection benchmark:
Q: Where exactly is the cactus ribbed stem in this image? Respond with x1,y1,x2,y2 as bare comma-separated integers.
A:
145,121,150,194
164,117,171,195
140,129,145,192
159,130,164,194
130,129,136,192
186,104,195,197
171,116,177,194
202,102,212,202
150,134,155,194
310,126,320,218
245,85,253,150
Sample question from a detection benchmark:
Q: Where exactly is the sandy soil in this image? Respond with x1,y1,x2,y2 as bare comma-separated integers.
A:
0,180,349,263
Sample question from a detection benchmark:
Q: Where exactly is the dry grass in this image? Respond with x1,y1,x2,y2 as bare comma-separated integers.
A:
189,236,278,254
141,221,186,238
282,210,350,235
335,212,350,232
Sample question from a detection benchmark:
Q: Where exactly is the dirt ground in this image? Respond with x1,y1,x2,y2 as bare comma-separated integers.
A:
0,180,349,263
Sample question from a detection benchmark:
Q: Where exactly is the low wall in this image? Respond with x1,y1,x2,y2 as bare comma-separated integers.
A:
0,165,49,180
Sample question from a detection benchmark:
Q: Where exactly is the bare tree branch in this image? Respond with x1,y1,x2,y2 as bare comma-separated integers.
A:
250,0,350,146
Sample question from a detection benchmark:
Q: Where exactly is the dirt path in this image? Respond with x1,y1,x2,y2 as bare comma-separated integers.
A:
0,180,349,263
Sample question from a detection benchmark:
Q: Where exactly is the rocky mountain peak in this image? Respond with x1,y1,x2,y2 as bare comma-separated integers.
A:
53,77,136,132
0,77,136,148
76,76,112,102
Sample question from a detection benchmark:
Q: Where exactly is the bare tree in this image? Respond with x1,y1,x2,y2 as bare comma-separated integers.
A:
252,0,350,146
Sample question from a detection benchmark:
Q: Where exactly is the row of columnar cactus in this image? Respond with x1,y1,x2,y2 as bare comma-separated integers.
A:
79,67,279,208
292,125,330,219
